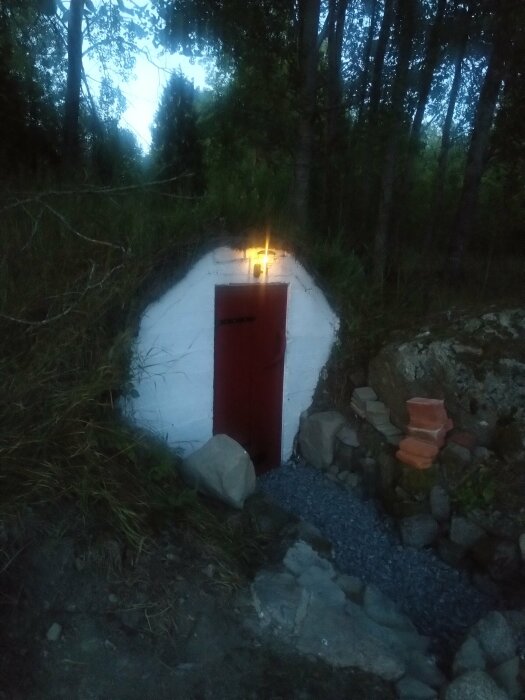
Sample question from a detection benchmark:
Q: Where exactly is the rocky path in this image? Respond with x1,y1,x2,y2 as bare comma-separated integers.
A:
259,461,495,653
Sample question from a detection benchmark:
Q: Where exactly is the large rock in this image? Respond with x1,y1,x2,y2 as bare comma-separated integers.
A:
368,309,525,443
299,411,347,469
445,670,511,700
180,434,256,508
249,542,434,682
297,598,406,680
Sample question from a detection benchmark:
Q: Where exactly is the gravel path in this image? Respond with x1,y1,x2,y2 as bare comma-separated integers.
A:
259,461,495,650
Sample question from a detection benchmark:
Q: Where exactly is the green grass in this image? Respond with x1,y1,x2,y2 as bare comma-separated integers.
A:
0,182,210,544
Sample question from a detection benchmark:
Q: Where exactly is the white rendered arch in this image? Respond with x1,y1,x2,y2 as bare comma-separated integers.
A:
122,246,339,461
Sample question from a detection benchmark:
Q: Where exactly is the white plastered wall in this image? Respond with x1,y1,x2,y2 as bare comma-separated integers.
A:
122,246,339,461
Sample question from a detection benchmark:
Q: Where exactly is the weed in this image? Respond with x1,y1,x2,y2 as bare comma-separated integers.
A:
453,463,496,512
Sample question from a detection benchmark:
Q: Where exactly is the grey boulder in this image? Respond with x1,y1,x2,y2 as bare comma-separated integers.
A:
445,670,511,700
180,434,256,509
299,411,347,469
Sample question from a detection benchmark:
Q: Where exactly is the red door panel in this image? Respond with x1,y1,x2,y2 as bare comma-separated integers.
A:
213,284,287,474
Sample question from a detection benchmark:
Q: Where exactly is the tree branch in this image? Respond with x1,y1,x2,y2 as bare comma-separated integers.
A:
41,203,127,252
0,264,124,327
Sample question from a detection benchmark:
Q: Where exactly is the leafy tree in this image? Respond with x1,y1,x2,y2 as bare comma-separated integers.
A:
448,2,512,278
151,72,205,194
0,2,62,175
63,0,84,166
426,4,470,247
45,0,147,169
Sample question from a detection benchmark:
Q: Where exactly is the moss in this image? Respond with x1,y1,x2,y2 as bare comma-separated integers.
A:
398,464,439,498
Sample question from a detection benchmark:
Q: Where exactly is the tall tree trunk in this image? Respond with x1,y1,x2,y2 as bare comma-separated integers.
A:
426,11,469,248
373,0,415,288
356,0,379,125
63,0,84,167
448,35,505,279
361,0,396,239
409,0,446,149
323,0,350,230
398,0,445,227
292,0,321,230
369,0,396,125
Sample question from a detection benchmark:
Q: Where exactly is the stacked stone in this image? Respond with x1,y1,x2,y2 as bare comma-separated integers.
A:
396,398,453,470
350,387,402,445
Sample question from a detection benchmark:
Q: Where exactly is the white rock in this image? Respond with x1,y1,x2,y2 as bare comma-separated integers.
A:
179,434,256,509
283,540,335,578
46,622,62,641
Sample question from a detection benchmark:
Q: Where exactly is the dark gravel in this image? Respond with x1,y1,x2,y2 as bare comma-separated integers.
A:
259,461,495,651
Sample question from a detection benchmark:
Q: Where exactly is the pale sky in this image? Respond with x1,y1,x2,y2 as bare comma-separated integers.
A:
80,1,210,152
117,51,209,151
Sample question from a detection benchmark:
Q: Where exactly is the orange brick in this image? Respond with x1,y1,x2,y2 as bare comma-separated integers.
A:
396,449,434,470
406,398,448,428
407,424,449,447
398,437,439,459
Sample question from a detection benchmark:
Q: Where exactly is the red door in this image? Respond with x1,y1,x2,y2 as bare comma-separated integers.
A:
213,284,287,474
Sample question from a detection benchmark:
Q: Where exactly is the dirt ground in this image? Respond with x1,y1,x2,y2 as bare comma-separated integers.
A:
0,500,395,700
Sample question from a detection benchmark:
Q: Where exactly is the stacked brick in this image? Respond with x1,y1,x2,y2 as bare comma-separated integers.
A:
396,398,453,470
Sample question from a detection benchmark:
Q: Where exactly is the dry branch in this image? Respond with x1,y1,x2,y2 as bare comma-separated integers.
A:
0,264,124,326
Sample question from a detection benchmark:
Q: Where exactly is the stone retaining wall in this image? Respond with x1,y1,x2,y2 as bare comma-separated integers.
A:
299,411,525,599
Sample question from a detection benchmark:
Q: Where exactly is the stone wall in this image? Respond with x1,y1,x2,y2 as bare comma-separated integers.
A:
299,410,525,600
